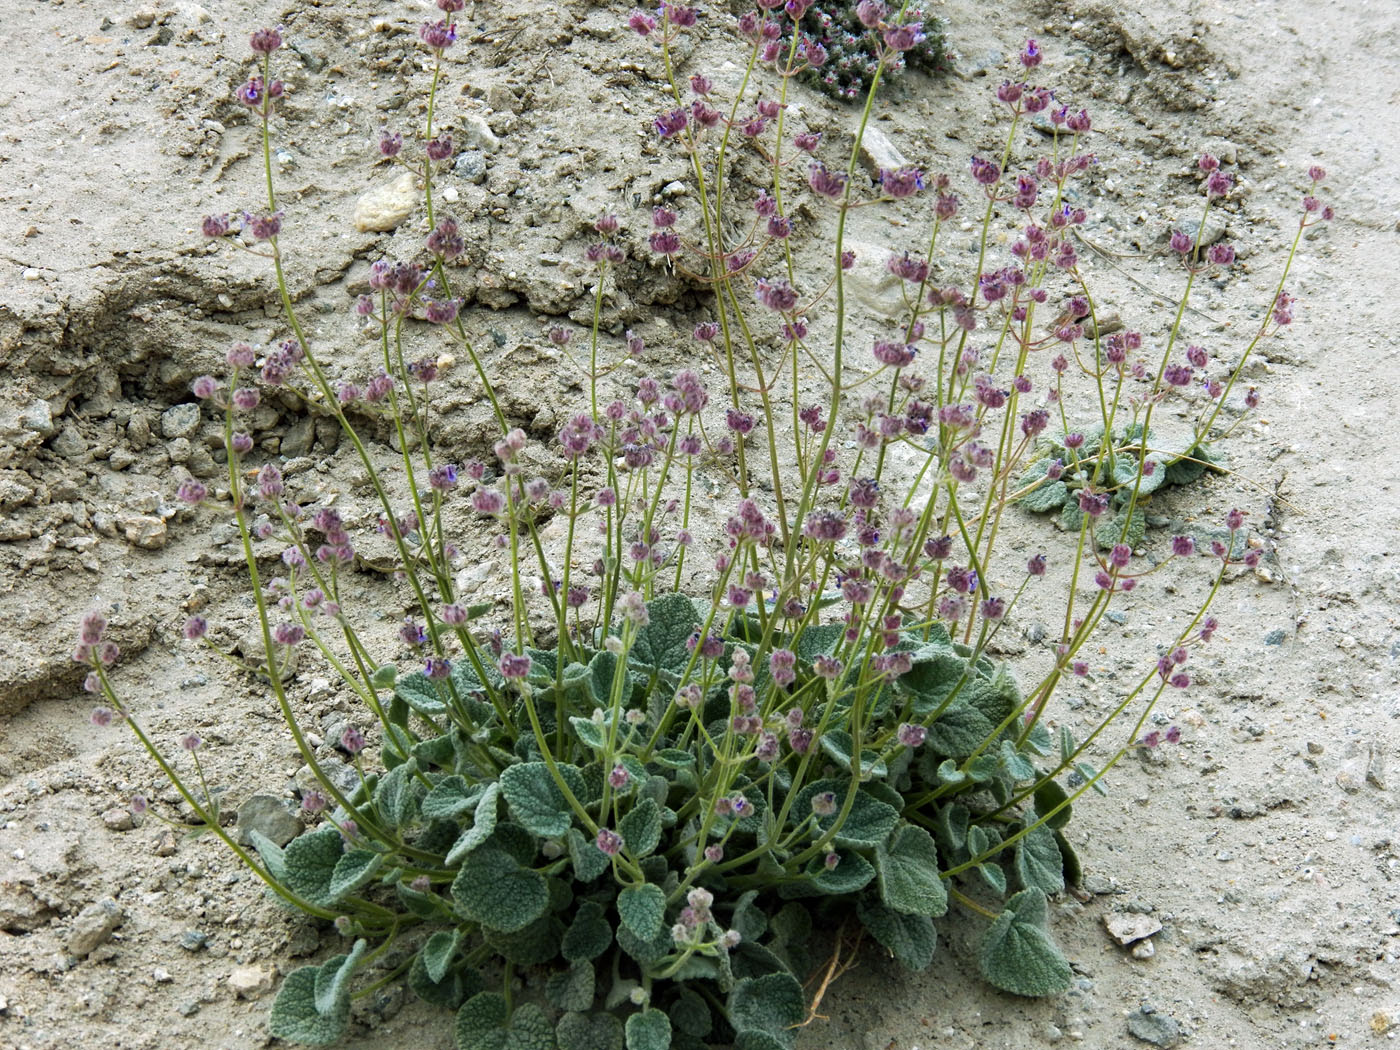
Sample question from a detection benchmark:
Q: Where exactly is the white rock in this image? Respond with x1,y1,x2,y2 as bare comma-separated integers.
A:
120,514,168,550
68,897,124,957
840,238,905,318
227,964,275,1000
353,172,418,233
857,127,908,178
460,113,500,153
1104,912,1162,946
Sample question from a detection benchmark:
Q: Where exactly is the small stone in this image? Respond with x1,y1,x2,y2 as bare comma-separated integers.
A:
353,171,418,232
856,126,908,178
1263,628,1287,645
1132,938,1156,960
236,794,302,847
228,963,275,1000
280,416,316,459
101,808,134,832
1126,1005,1181,1048
460,113,500,152
50,425,87,458
19,399,55,438
1104,912,1162,946
1373,1012,1393,1035
120,514,168,550
1175,213,1226,248
154,966,173,983
154,830,178,856
454,150,487,183
178,1000,201,1017
179,929,210,951
1082,873,1116,896
161,402,202,439
67,897,124,957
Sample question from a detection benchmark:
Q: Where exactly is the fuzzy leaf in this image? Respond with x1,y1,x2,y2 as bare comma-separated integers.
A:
978,861,1008,894
1013,822,1065,896
454,992,508,1050
618,797,662,858
652,748,694,769
370,663,398,689
1033,780,1072,830
924,701,995,758
423,929,462,984
1024,721,1053,756
999,739,1037,782
1021,478,1069,513
1111,454,1167,498
547,961,596,1012
374,759,422,828
562,900,613,962
570,716,607,751
932,804,969,856
667,989,712,1038
900,651,967,716
328,849,383,902
567,827,611,882
451,845,548,933
875,825,948,916
1055,829,1082,887
629,594,700,678
819,730,887,778
625,1009,672,1050
978,888,1073,997
248,829,288,883
793,622,846,664
1093,506,1145,550
856,897,937,971
728,973,805,1045
617,883,667,942
614,919,673,966
446,782,501,865
486,914,565,966
408,949,479,1009
778,849,874,898
556,1012,624,1050
395,671,447,716
423,776,482,820
282,825,345,908
267,939,365,1046
501,762,577,838
790,779,899,849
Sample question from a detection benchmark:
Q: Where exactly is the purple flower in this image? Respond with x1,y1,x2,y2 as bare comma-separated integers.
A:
341,725,366,754
77,612,106,644
499,652,532,679
419,19,457,49
249,27,282,53
897,723,926,748
654,108,688,138
180,732,203,752
755,277,799,312
628,9,656,34
1207,243,1235,266
595,827,623,856
970,156,1002,186
807,162,846,199
183,616,208,641
811,791,838,817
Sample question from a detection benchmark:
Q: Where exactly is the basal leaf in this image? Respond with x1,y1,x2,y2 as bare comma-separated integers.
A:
328,849,383,902
282,825,345,908
790,779,898,849
567,826,611,882
395,671,448,716
1013,821,1065,896
629,594,700,678
501,761,578,838
977,861,1007,895
727,973,804,1046
269,967,344,1045
455,992,508,1050
313,938,367,1022
423,929,462,983
667,989,712,1038
617,883,667,942
900,651,967,716
978,888,1073,997
570,716,607,751
618,797,662,858
625,1008,672,1050
1094,506,1145,550
998,739,1037,782
248,829,288,883
875,825,948,917
556,1012,624,1050
924,701,995,758
1021,478,1069,513
485,914,565,967
446,782,501,865
855,897,937,971
778,849,874,898
451,845,548,933
793,622,846,664
819,730,887,778
374,759,423,828
408,949,480,1009
1033,780,1072,830
547,960,596,1012
562,899,613,962
423,776,483,820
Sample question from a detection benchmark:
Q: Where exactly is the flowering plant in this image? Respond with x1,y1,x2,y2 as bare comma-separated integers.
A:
80,5,1330,1048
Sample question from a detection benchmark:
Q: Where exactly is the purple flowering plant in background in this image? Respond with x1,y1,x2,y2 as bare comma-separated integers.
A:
77,4,1332,1047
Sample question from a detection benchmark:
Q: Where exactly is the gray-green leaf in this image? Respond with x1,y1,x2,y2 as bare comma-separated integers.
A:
1013,821,1065,896
875,825,948,917
501,762,578,839
546,960,596,1012
445,782,500,865
617,883,666,942
618,797,662,858
978,888,1073,997
625,1008,672,1050
451,845,548,933
268,939,366,1046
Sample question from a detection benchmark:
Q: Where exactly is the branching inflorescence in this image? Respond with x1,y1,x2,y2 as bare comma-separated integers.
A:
80,5,1331,1049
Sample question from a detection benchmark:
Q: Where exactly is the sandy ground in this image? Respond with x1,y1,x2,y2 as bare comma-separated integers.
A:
0,0,1396,1048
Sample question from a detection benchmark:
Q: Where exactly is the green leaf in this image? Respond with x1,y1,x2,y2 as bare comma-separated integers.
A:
999,739,1037,782
374,759,422,828
328,849,383,902
667,989,712,1038
423,929,462,984
486,914,565,966
282,825,344,908
932,803,969,858
1013,822,1065,896
856,897,937,971
617,883,666,942
653,748,694,769
556,1012,624,1050
424,776,482,820
924,701,995,759
446,782,501,865
728,973,804,1045
570,716,607,751
1021,478,1069,513
781,849,874,897
935,758,967,786
729,891,768,943
567,826,610,882
455,992,508,1050
614,919,673,966
1025,721,1053,756
395,671,448,716
819,730,887,779
267,939,365,1046
562,900,613,962
629,594,700,678
625,1009,672,1050
978,888,1073,997
1033,780,1072,830
793,622,846,664
1054,828,1082,887
875,825,948,916
790,779,898,849
977,861,1007,894
1093,506,1145,550
1058,725,1076,764
1111,454,1167,498
247,829,288,882
408,949,479,1009
370,663,398,689
1074,761,1108,796
451,846,548,933
900,651,967,716
501,762,578,838
547,960,596,1012
618,797,662,858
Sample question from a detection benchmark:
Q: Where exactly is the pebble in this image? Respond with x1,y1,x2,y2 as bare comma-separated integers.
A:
154,830,178,856
353,171,418,232
1263,628,1288,645
1083,873,1116,895
67,897,124,958
161,402,202,440
50,426,87,459
1105,912,1162,946
120,514,168,550
178,1000,201,1017
179,929,210,951
101,807,134,832
454,150,488,183
19,399,55,438
856,126,908,177
460,113,500,152
154,967,173,983
227,963,276,1000
236,794,302,847
1126,1005,1181,1048
1132,938,1157,960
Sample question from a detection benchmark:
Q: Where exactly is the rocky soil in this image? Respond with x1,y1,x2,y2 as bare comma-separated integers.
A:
0,0,1396,1048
